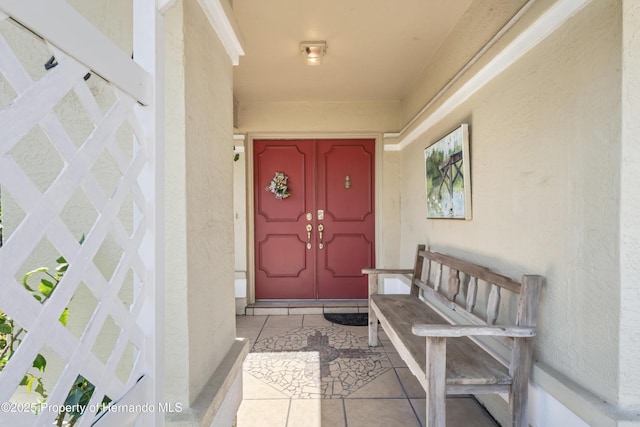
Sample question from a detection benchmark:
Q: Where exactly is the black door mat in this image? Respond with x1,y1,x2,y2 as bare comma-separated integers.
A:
324,313,368,327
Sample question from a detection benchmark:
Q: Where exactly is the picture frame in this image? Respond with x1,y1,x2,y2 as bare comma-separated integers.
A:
424,124,471,219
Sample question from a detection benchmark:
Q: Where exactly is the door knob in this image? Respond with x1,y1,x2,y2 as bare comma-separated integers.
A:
306,224,312,250
318,224,324,250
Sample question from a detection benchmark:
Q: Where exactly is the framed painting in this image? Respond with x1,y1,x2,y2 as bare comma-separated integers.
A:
424,124,471,219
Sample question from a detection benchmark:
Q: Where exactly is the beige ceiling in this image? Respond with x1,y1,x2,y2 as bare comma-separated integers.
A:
232,0,473,104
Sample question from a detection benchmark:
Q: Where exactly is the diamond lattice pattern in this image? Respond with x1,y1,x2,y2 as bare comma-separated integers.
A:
0,11,154,425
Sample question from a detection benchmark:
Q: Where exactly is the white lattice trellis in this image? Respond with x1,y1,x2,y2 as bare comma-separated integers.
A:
0,1,161,425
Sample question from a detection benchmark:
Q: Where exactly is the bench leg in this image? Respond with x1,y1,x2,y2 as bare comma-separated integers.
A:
368,273,379,347
368,307,378,346
425,337,446,427
509,337,533,427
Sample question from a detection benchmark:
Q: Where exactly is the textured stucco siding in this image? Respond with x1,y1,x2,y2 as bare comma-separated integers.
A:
400,0,622,408
183,0,237,404
164,0,190,406
619,0,640,408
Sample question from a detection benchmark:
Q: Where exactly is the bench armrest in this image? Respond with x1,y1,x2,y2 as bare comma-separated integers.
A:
411,324,536,338
362,268,414,275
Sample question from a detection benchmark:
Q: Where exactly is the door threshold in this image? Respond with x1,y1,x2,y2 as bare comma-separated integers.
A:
245,299,368,316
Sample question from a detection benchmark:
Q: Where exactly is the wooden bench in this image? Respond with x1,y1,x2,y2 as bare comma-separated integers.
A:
364,245,542,427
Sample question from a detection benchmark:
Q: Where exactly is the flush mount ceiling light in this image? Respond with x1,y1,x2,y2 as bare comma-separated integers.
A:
300,41,327,65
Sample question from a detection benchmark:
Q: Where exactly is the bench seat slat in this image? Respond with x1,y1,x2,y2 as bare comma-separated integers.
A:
412,324,535,337
362,268,413,275
371,294,512,387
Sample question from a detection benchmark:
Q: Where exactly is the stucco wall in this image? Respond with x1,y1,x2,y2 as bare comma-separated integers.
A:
238,101,401,134
183,0,237,403
400,0,622,412
233,150,247,273
164,0,190,405
164,0,237,407
619,0,640,408
380,148,402,270
66,0,132,54
400,0,528,125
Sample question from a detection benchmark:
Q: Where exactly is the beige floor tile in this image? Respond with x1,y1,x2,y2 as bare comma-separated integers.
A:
252,302,289,308
395,367,425,398
287,399,345,427
379,329,391,341
367,344,388,354
347,369,406,399
242,372,290,399
302,314,335,327
237,399,290,427
382,341,399,352
236,327,260,347
323,307,358,313
332,324,368,338
238,314,499,426
236,315,268,329
264,315,303,328
256,327,299,342
344,398,421,427
410,397,499,427
387,352,408,367
325,300,364,307
289,307,324,315
254,308,289,316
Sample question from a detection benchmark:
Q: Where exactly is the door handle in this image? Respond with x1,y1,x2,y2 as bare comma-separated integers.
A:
306,224,312,250
318,224,324,250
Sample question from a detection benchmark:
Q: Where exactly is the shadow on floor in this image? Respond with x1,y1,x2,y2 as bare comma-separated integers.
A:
236,314,499,427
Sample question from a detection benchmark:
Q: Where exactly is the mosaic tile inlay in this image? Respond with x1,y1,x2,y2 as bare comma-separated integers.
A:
245,326,391,398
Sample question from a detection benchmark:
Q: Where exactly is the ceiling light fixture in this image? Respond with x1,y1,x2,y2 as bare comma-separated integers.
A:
300,41,327,65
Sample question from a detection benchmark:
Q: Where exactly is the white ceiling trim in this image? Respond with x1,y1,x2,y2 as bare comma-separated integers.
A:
386,0,591,152
197,0,245,66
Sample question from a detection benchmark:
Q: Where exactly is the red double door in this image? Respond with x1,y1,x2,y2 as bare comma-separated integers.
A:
254,139,375,299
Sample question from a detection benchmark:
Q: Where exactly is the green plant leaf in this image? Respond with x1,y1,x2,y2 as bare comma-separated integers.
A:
25,374,35,393
38,279,55,297
23,267,48,292
58,308,69,327
32,353,46,372
56,260,68,274
65,388,84,407
34,379,47,399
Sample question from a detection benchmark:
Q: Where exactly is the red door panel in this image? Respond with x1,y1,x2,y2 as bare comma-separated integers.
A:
254,140,315,299
254,139,375,299
316,139,375,299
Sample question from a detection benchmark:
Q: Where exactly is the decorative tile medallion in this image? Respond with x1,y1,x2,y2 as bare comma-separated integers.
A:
245,326,391,398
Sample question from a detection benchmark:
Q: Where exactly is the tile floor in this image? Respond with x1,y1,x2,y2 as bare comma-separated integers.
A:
236,313,499,427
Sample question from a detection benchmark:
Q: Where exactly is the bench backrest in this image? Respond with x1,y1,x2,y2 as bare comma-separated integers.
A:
410,244,542,342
